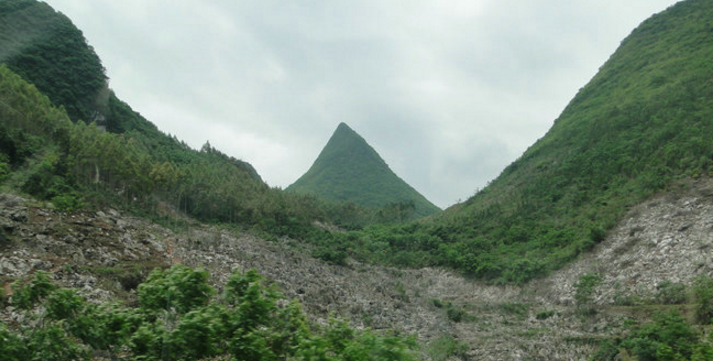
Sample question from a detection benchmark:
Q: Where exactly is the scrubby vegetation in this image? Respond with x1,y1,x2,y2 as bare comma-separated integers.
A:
592,311,712,361
592,275,714,361
1,267,418,361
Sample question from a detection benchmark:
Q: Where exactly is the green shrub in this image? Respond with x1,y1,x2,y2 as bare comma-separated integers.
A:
499,302,529,319
622,311,703,361
0,322,29,361
312,246,348,266
11,271,57,309
594,311,712,361
0,156,9,181
431,298,445,308
574,273,602,308
51,193,82,212
692,275,713,324
536,310,556,320
26,322,91,361
589,227,607,244
654,281,686,305
446,306,465,323
138,265,215,314
427,335,469,361
1,266,419,360
45,288,85,320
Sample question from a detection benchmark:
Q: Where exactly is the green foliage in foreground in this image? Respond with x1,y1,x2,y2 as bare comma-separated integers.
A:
2,266,418,361
592,276,713,361
591,311,712,361
692,275,713,324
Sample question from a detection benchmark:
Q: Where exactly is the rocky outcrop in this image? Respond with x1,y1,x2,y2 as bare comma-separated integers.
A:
0,178,711,360
533,178,713,307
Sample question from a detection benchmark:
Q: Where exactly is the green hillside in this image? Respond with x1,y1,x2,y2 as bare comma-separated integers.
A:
323,0,712,283
0,0,106,124
0,0,313,233
0,0,415,238
0,0,262,181
439,0,713,279
288,122,441,219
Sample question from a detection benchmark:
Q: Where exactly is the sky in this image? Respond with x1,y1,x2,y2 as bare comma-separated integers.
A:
44,0,680,209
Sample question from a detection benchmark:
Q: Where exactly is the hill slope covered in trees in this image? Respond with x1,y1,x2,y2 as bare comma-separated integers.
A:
0,0,435,246
0,0,262,179
315,0,712,284
288,123,441,219
436,0,712,280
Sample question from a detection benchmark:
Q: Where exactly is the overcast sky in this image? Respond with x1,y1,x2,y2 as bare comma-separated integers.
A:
44,0,679,208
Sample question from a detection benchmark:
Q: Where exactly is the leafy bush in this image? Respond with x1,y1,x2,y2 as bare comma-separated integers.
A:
0,322,29,361
692,275,713,324
0,156,10,181
655,281,687,305
11,271,57,309
431,298,445,308
427,335,469,361
594,311,712,361
446,305,466,323
536,310,556,320
312,246,349,266
2,266,418,361
138,265,215,314
27,322,91,361
498,302,529,319
50,193,82,212
574,273,602,309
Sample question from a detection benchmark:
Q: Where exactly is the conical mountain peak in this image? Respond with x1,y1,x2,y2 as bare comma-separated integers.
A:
288,123,440,218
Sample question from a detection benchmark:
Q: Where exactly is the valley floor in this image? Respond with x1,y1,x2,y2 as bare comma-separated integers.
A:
1,178,711,360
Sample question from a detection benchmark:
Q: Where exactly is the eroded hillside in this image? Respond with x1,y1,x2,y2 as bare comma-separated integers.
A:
1,178,710,360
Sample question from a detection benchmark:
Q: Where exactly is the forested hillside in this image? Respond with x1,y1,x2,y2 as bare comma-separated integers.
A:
0,65,362,235
310,0,713,284
0,0,105,124
0,0,263,179
0,0,427,239
433,0,713,281
288,122,441,219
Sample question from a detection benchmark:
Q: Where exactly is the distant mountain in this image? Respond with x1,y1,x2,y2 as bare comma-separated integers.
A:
288,123,441,219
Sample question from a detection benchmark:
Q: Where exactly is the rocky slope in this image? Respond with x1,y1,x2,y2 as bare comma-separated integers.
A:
0,178,711,360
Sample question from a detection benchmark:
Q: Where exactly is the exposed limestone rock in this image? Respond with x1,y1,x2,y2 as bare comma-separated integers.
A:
533,178,713,307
